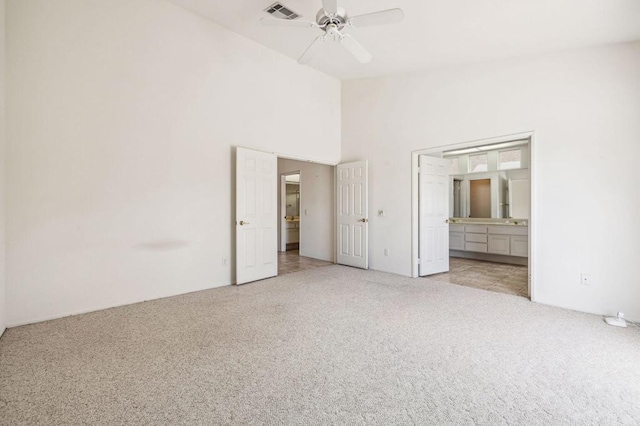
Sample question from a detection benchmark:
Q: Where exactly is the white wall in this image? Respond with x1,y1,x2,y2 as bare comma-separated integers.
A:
278,158,334,262
5,0,340,326
0,0,6,336
342,42,640,321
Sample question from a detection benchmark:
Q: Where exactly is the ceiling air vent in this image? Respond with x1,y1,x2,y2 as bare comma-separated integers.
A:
264,2,301,20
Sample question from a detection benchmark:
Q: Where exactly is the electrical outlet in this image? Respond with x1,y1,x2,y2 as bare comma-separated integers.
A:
384,248,390,256
222,257,228,267
580,273,590,286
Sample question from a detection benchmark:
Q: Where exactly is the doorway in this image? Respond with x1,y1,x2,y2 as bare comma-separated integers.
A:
235,148,370,284
276,158,335,276
411,132,535,300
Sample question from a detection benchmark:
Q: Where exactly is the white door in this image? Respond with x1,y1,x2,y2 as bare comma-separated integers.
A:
336,161,368,269
419,155,449,276
236,147,277,284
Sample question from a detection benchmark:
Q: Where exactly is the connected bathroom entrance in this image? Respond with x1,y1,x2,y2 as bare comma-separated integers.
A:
412,133,534,299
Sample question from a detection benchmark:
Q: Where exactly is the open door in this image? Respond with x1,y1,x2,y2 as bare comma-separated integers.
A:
336,160,368,269
236,147,277,284
419,155,449,276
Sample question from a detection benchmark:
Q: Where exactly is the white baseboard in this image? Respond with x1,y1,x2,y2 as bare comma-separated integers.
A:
6,282,231,328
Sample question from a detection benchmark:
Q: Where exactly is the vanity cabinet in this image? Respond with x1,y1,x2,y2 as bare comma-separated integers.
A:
285,220,300,244
450,224,465,250
510,236,528,257
488,234,510,255
450,223,528,258
487,225,528,257
286,228,299,244
464,225,488,252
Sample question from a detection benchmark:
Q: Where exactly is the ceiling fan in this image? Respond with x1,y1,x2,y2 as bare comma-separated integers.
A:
260,0,404,64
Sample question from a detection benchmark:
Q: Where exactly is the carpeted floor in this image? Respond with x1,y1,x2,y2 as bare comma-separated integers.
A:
1,265,639,425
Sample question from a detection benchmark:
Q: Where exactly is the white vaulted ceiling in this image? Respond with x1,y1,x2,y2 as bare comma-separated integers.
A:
168,0,640,79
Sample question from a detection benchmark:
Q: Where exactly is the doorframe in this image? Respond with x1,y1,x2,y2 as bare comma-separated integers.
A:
410,131,537,301
274,151,339,265
280,171,301,252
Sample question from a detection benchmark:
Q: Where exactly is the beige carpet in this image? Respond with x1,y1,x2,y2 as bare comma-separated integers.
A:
1,265,639,425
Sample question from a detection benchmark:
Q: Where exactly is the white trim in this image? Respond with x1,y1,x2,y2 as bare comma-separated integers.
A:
411,131,537,301
273,151,339,166
528,133,537,302
236,145,340,166
6,282,231,328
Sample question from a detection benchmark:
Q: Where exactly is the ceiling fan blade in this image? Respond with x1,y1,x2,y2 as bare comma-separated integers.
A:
322,0,338,16
298,35,326,65
349,8,404,28
260,18,318,28
340,34,372,64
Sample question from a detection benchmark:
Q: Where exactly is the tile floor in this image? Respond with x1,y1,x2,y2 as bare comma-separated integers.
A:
431,257,529,298
278,250,333,275
278,252,527,297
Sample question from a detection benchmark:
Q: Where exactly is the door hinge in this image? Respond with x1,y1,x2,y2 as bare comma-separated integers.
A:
417,258,421,265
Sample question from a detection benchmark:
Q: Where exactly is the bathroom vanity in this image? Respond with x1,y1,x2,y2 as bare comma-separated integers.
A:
285,216,300,246
449,219,528,265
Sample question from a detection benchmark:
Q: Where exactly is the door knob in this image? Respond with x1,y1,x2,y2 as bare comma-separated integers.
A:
358,218,368,223
445,219,450,224
239,220,249,225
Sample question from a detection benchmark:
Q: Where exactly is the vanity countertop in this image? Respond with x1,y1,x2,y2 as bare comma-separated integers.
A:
449,218,528,226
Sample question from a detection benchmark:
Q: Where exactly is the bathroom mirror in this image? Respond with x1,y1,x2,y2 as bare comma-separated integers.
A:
449,173,506,219
469,179,491,218
285,180,300,217
444,139,530,219
508,178,530,219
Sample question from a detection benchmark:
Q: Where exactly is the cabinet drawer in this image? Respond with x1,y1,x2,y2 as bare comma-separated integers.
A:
449,224,464,233
465,233,487,243
510,236,528,257
450,232,465,250
465,225,487,234
487,225,527,236
465,242,488,253
488,234,510,255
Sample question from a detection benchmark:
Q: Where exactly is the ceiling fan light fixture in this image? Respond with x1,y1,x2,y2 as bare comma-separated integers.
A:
261,0,404,65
